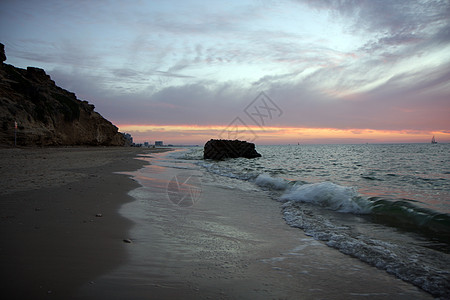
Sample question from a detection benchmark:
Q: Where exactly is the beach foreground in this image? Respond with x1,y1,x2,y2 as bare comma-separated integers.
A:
0,148,434,299
79,150,431,299
0,147,163,299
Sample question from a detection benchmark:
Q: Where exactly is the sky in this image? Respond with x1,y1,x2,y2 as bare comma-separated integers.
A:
1,0,449,144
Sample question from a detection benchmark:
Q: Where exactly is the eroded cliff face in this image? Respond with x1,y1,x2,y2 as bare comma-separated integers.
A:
0,44,126,146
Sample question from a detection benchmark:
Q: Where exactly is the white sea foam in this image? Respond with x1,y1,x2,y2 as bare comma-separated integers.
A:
254,173,289,190
280,182,371,214
282,201,450,298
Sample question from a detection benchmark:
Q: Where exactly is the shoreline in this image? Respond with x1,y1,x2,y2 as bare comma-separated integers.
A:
76,150,433,299
0,147,171,299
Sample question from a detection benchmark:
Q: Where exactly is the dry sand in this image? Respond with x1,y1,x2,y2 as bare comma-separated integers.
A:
0,147,166,299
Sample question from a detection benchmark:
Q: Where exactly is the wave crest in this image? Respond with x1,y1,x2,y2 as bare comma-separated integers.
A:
281,181,371,214
255,173,289,190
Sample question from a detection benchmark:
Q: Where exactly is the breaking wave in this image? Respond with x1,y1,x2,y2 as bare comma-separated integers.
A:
185,144,450,298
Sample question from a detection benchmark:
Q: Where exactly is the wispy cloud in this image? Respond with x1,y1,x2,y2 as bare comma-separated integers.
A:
1,0,449,143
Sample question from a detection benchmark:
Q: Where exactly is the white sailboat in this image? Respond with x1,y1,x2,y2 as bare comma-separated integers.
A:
431,136,437,144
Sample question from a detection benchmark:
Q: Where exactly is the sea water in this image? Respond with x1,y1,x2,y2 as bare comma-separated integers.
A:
170,143,450,298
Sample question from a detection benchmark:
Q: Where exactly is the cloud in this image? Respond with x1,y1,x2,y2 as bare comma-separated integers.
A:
154,71,195,79
296,0,449,33
295,0,450,58
367,62,450,98
2,0,448,138
73,63,448,133
360,33,424,54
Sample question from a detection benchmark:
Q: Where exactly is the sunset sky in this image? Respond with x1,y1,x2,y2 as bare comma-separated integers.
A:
1,0,449,144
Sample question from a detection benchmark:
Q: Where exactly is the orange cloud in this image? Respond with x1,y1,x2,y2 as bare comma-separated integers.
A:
117,124,450,145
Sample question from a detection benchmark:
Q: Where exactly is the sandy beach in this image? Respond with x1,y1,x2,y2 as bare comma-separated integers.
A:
0,147,164,299
0,148,434,299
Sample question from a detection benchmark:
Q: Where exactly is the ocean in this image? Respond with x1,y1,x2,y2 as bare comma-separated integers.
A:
169,143,450,298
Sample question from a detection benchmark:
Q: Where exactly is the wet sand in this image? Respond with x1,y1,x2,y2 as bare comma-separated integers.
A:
75,151,432,299
0,147,168,299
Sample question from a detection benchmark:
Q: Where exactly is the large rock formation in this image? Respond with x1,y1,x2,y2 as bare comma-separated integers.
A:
0,43,126,146
204,139,261,160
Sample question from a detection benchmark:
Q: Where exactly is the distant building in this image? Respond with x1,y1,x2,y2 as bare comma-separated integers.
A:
155,141,163,146
123,133,133,146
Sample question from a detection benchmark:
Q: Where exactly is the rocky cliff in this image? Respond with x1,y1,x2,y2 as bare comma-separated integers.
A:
0,43,126,147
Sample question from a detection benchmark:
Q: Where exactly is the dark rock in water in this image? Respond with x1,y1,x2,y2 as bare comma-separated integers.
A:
0,43,127,146
204,139,261,160
0,43,6,63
